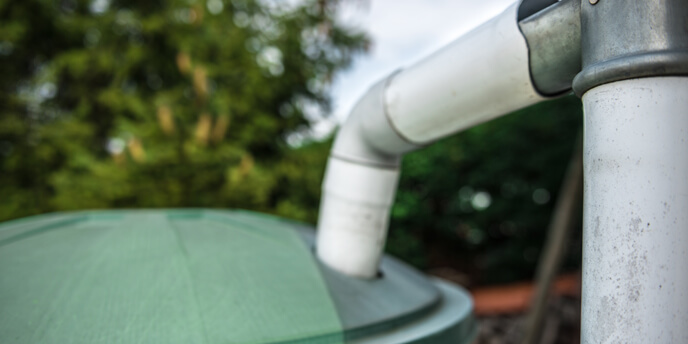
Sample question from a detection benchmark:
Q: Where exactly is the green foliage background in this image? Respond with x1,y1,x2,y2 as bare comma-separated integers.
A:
389,97,582,284
0,0,582,285
0,0,364,223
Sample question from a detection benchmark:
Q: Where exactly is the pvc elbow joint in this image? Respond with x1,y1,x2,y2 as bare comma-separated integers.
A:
317,2,547,278
316,77,419,279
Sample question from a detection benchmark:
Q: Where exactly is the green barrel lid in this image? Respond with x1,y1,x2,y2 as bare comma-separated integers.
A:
0,209,476,343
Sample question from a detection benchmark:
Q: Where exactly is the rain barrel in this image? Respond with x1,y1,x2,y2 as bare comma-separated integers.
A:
0,209,476,343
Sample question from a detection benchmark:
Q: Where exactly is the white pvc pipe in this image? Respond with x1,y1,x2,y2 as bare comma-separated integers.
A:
317,158,400,278
316,79,413,279
384,2,545,144
581,77,688,343
317,1,548,279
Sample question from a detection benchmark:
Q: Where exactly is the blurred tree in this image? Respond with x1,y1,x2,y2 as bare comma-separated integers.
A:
387,96,583,285
0,0,366,222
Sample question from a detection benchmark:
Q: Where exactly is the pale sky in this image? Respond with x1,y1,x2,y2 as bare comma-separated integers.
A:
328,0,517,124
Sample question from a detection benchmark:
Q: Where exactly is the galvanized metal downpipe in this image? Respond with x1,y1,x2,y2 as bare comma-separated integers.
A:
575,1,688,343
316,1,578,279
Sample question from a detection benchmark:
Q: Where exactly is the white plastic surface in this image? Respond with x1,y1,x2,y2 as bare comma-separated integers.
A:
581,77,688,344
329,78,418,168
384,1,545,144
317,157,400,278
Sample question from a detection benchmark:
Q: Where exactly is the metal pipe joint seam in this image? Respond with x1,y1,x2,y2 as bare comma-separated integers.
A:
572,0,688,97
